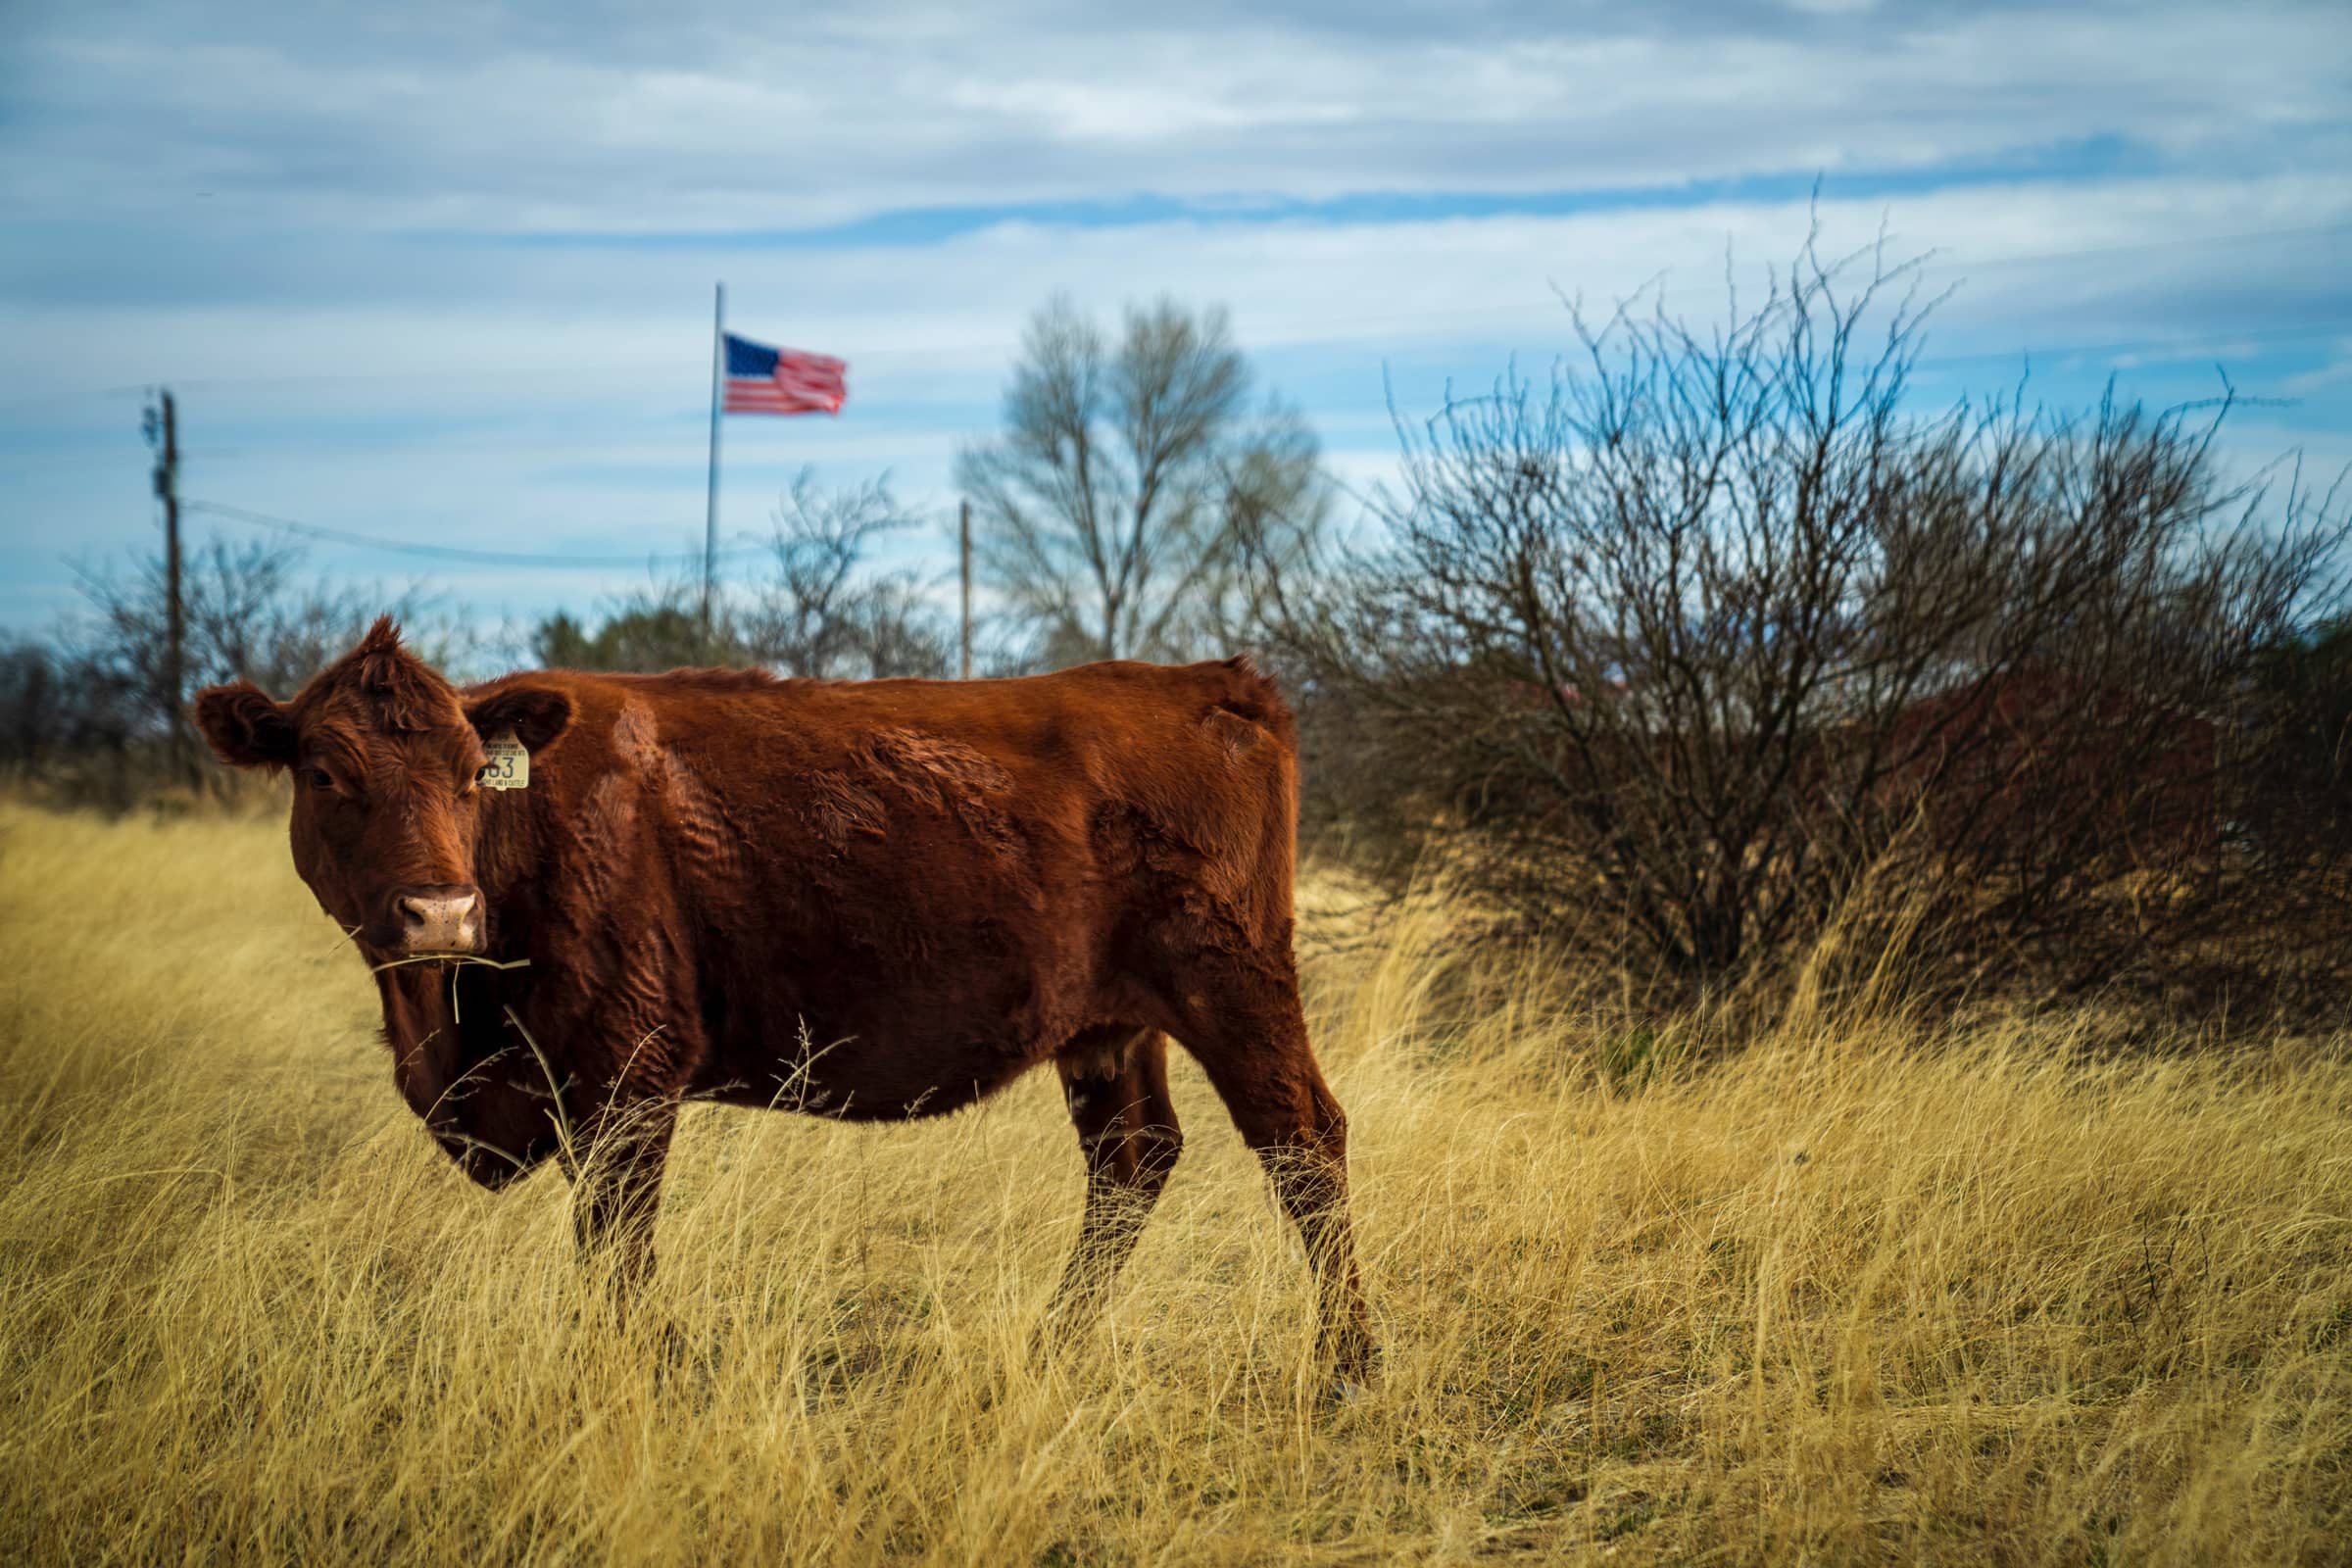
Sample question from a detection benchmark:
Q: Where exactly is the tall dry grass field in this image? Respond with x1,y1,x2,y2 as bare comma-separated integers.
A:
1,800,2347,1564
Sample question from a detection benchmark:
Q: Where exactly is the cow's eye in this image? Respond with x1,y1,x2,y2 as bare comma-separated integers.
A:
305,766,335,792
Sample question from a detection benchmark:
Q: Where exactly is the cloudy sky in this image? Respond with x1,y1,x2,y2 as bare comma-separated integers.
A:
3,0,2348,641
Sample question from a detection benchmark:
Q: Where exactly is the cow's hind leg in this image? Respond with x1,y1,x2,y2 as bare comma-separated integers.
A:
1046,1027,1184,1330
1176,976,1375,1399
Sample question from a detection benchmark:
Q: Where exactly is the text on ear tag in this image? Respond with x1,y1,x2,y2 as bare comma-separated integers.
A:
482,730,530,791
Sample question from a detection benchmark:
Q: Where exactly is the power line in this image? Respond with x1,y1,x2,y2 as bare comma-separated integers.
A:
181,499,767,569
0,383,153,416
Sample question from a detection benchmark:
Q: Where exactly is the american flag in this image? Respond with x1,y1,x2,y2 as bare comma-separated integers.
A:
722,332,847,416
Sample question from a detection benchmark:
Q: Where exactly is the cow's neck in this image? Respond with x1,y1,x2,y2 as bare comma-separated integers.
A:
374,961,557,1161
376,959,526,1060
471,787,551,913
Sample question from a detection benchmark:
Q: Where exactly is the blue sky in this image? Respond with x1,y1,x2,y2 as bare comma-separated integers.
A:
3,0,2348,646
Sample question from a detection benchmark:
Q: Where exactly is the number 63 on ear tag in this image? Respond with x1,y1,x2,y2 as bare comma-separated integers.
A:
482,731,529,791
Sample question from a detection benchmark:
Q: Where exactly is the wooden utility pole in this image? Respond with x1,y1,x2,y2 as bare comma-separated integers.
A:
149,390,187,780
958,497,972,679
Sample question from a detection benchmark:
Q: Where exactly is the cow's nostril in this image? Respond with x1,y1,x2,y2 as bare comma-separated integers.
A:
399,899,428,928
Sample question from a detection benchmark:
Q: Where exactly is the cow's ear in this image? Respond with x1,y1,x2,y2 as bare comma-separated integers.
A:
466,684,572,755
192,682,297,771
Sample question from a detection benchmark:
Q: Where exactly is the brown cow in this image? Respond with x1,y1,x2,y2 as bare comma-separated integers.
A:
192,618,1373,1395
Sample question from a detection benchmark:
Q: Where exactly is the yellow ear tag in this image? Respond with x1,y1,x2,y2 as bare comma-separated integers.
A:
482,731,530,791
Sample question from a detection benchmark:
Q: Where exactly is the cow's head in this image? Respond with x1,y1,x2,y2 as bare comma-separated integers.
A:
193,619,574,1189
191,617,571,960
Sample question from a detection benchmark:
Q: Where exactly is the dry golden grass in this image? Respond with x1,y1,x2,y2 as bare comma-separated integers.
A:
1,801,2347,1565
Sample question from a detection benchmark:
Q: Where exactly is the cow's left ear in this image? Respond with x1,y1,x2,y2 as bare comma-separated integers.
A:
466,684,572,755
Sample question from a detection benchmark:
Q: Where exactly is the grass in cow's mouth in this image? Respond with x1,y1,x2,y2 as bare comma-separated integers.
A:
368,954,532,972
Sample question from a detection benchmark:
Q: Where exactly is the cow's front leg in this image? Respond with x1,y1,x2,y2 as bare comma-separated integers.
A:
568,1097,678,1313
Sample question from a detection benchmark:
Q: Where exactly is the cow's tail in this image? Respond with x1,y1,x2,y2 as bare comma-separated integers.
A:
1212,655,1300,943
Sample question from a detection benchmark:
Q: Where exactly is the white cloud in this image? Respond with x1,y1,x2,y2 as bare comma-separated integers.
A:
2282,343,2352,395
5,1,2347,234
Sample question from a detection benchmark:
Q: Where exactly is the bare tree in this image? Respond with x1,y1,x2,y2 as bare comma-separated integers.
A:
535,473,951,679
740,472,951,678
1259,235,2350,1003
957,296,1323,666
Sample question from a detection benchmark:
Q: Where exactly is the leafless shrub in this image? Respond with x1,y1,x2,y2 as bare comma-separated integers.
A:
2235,611,2352,862
4,537,446,808
1256,235,2350,1011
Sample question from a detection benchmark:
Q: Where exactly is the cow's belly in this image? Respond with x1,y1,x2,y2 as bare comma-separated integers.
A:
682,827,1120,1120
688,947,1065,1121
691,1027,1038,1121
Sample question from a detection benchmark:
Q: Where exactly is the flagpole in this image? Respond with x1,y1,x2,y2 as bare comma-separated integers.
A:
702,280,725,646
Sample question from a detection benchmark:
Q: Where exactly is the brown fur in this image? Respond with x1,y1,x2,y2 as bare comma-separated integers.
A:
192,620,1373,1389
